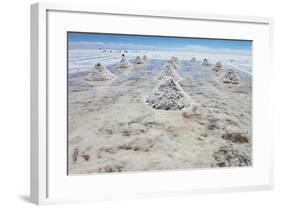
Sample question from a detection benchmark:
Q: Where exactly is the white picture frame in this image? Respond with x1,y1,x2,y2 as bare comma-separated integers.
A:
30,2,274,205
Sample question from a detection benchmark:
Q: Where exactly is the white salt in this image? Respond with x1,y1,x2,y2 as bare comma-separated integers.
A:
158,64,181,81
134,56,144,64
86,63,115,81
201,58,210,66
222,69,239,85
146,76,192,110
117,54,133,69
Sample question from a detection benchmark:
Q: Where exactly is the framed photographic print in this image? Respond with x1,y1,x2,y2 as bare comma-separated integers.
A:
30,2,274,205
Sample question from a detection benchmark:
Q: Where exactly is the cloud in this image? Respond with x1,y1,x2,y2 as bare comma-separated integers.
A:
68,41,104,49
69,41,251,56
68,41,157,51
181,45,251,55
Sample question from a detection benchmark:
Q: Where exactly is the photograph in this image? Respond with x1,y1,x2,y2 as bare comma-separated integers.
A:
67,32,252,175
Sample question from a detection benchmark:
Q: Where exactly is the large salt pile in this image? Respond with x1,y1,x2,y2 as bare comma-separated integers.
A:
212,62,223,72
222,69,239,85
201,58,210,66
117,54,133,69
145,76,191,110
143,55,148,62
134,56,144,64
158,64,181,81
190,57,196,64
86,63,115,81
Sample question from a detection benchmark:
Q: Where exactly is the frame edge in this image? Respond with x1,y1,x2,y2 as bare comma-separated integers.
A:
30,2,274,204
30,3,39,205
30,2,48,205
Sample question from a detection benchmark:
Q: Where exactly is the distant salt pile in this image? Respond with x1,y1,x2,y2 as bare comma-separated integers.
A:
190,57,196,64
145,77,191,110
143,55,148,62
222,69,239,85
134,56,144,64
212,62,222,72
168,59,178,69
201,58,210,67
117,54,133,69
158,64,181,81
171,56,180,65
86,63,115,81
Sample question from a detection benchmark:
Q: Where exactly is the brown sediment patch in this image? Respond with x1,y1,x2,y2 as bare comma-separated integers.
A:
197,137,205,141
200,133,208,137
121,130,131,137
105,129,113,134
222,132,249,144
207,123,219,130
182,112,190,119
225,119,239,126
182,110,201,119
214,144,251,167
97,138,155,159
144,121,164,128
99,147,116,155
98,164,124,173
127,115,148,125
72,148,79,162
121,128,147,137
207,118,220,130
81,154,90,161
118,144,148,152
118,138,155,152
69,136,82,145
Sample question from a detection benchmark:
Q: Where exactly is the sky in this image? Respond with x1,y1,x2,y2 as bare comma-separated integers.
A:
68,32,252,55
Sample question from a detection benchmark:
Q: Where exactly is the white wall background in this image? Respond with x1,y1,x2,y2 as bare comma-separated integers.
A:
0,0,280,207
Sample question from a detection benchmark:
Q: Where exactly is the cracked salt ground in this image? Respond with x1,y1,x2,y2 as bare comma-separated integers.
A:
68,51,252,174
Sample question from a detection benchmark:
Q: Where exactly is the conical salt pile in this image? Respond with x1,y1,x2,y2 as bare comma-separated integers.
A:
86,63,115,81
143,55,148,62
134,56,144,64
190,57,196,63
145,76,191,110
171,56,180,65
201,58,209,66
158,64,181,81
222,69,239,85
117,54,133,69
212,62,222,72
168,59,178,69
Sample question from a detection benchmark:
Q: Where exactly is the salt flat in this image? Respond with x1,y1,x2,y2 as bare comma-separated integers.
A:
68,50,252,175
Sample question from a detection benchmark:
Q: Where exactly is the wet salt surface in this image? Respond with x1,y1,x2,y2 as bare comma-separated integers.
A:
68,57,252,175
